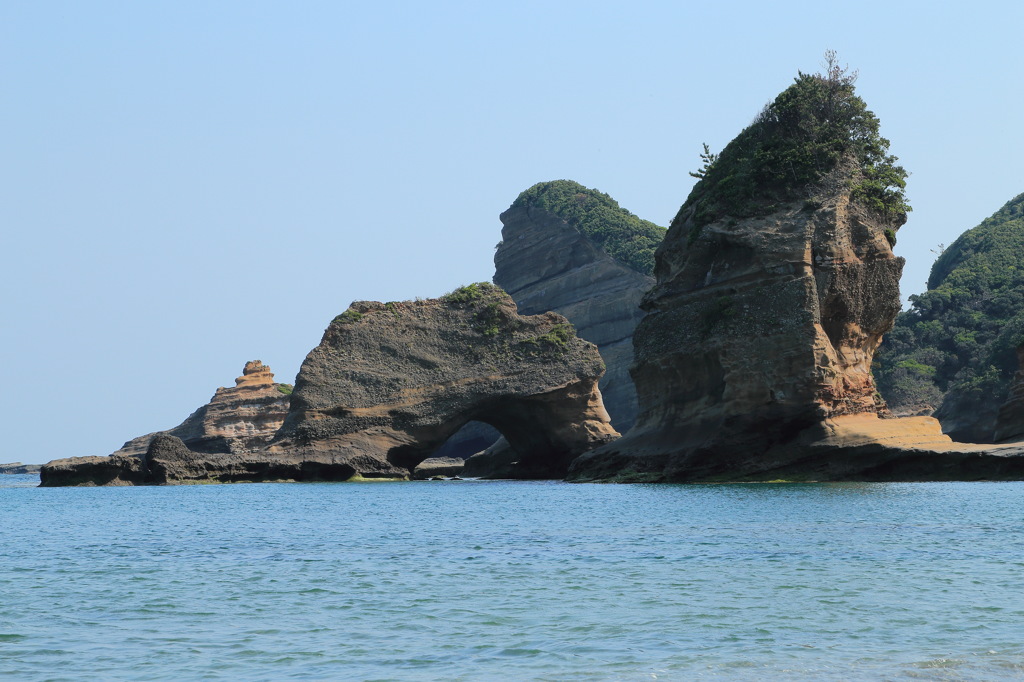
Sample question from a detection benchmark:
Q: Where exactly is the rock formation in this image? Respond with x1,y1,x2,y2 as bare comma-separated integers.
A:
270,284,618,479
0,462,41,475
109,360,292,457
569,66,1024,482
993,345,1024,443
42,285,618,485
494,180,663,432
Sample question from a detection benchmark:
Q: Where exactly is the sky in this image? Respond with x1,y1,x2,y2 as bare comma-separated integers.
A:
3,1,1023,464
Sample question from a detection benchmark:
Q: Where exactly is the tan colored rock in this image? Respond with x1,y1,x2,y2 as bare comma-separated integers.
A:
109,361,292,457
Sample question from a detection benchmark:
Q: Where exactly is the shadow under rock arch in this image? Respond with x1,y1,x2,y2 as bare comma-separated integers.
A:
385,395,587,480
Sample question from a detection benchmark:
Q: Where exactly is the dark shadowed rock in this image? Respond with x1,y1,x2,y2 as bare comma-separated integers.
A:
994,346,1024,443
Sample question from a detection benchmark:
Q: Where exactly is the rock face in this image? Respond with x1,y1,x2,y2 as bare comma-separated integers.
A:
109,360,292,457
570,170,908,481
270,284,618,480
994,346,1024,443
494,181,661,432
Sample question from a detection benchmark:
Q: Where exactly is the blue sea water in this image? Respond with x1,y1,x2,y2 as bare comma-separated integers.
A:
1,476,1023,680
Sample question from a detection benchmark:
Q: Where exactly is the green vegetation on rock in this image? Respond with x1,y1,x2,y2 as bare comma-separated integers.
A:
277,384,294,396
333,308,363,324
678,52,910,238
510,180,666,275
874,193,1024,435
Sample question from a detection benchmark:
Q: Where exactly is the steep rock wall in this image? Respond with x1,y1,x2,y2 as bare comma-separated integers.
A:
493,193,656,431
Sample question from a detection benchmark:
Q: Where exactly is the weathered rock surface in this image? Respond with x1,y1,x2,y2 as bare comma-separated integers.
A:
109,360,292,457
0,462,42,475
269,284,618,480
570,162,910,482
493,181,661,432
994,345,1024,443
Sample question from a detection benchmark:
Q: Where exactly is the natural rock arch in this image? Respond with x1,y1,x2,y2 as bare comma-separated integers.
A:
267,284,619,479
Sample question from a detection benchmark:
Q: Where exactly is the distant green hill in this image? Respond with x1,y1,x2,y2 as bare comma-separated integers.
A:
875,192,1024,441
509,180,666,275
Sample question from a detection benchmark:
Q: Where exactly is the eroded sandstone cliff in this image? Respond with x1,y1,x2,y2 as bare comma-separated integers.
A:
494,180,662,431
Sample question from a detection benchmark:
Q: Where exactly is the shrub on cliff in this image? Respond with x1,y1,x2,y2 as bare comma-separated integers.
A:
874,193,1024,438
510,180,666,275
679,52,910,235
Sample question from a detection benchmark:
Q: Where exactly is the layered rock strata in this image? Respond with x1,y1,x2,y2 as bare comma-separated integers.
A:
494,185,658,432
269,284,618,480
108,360,292,457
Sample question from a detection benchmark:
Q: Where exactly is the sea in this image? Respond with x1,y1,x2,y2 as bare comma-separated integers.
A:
1,475,1022,681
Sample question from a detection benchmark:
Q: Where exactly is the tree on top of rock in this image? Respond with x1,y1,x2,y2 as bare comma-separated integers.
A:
678,51,910,236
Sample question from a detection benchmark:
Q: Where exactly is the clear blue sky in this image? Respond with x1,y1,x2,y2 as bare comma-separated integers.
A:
3,1,1022,463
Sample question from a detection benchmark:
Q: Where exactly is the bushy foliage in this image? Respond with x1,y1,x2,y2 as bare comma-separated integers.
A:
441,282,506,306
333,308,363,324
874,193,1024,416
511,180,666,275
678,53,910,237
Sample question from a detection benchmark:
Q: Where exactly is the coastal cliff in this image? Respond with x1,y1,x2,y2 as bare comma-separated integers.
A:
569,64,1024,482
494,180,663,431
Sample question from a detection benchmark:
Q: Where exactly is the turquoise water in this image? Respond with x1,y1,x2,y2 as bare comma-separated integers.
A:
2,476,1023,680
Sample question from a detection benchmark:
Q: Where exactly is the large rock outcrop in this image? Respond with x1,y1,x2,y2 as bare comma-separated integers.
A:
42,285,618,485
570,65,1024,482
107,360,292,457
494,180,663,432
269,283,618,479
